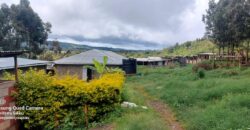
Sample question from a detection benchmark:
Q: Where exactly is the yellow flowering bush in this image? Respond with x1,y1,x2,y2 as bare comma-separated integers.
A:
10,69,125,129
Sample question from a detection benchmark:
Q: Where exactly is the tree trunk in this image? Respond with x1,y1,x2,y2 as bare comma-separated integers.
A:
246,41,249,64
227,45,230,67
232,44,235,56
232,44,235,64
223,46,225,55
219,46,221,56
239,54,241,69
15,38,19,50
213,48,216,69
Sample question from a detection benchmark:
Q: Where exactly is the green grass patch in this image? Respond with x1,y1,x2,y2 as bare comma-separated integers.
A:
113,78,169,130
94,76,169,130
125,66,250,130
115,109,168,130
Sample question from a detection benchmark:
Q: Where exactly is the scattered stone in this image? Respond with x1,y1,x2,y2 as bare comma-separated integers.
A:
121,101,137,108
156,87,163,89
121,102,149,109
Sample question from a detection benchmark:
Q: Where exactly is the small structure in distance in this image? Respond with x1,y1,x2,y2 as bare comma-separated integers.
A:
136,57,165,66
198,53,216,60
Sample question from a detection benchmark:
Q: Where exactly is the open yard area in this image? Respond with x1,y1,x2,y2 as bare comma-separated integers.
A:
2,0,250,130
108,65,250,130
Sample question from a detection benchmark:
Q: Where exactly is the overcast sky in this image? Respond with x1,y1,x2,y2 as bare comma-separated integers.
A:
0,0,209,50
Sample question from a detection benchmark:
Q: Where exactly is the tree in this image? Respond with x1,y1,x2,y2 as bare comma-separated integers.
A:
0,0,51,58
11,0,51,57
230,0,250,61
203,0,250,60
0,4,15,50
51,40,62,54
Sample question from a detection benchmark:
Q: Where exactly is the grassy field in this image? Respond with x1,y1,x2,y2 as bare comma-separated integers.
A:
122,65,250,130
109,79,169,130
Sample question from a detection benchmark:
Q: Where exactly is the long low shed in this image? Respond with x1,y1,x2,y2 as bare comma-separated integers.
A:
136,57,165,66
0,57,49,78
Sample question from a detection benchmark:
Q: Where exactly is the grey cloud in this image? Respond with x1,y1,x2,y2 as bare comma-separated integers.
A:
0,0,208,49
95,0,196,31
50,34,165,50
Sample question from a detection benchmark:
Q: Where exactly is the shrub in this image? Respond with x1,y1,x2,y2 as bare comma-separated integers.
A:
168,63,178,69
192,61,213,72
222,70,239,77
197,69,205,79
7,69,125,129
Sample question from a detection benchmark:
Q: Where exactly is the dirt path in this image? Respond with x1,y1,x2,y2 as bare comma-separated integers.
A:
138,87,184,130
90,87,184,130
148,100,184,130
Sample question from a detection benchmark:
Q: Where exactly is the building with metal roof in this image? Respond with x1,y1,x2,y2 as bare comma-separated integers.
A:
0,51,28,81
54,49,130,80
136,57,165,66
0,57,49,78
55,49,127,65
198,52,216,60
0,58,48,70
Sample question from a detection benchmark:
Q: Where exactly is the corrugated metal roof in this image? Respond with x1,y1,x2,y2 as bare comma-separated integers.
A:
136,57,164,62
198,53,216,55
0,58,49,70
0,51,28,57
55,49,127,65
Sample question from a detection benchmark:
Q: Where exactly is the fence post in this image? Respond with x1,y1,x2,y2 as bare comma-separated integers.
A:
54,112,59,129
84,104,89,129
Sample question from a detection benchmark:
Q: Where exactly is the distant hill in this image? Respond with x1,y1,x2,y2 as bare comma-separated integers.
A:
46,41,137,52
163,39,217,56
122,39,217,58
47,39,216,58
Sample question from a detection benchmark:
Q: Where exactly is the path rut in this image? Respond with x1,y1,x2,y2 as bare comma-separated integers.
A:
90,87,184,130
138,87,184,130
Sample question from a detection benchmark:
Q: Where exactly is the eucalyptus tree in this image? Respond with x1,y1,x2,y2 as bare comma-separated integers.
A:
10,0,51,57
0,0,51,58
230,0,250,61
203,0,250,58
0,4,15,50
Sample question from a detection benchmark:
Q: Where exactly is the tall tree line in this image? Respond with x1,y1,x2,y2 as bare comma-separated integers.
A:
0,0,51,58
203,0,250,62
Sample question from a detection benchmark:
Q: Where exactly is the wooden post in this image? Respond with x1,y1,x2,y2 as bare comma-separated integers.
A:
55,112,59,128
14,56,18,82
84,104,89,129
